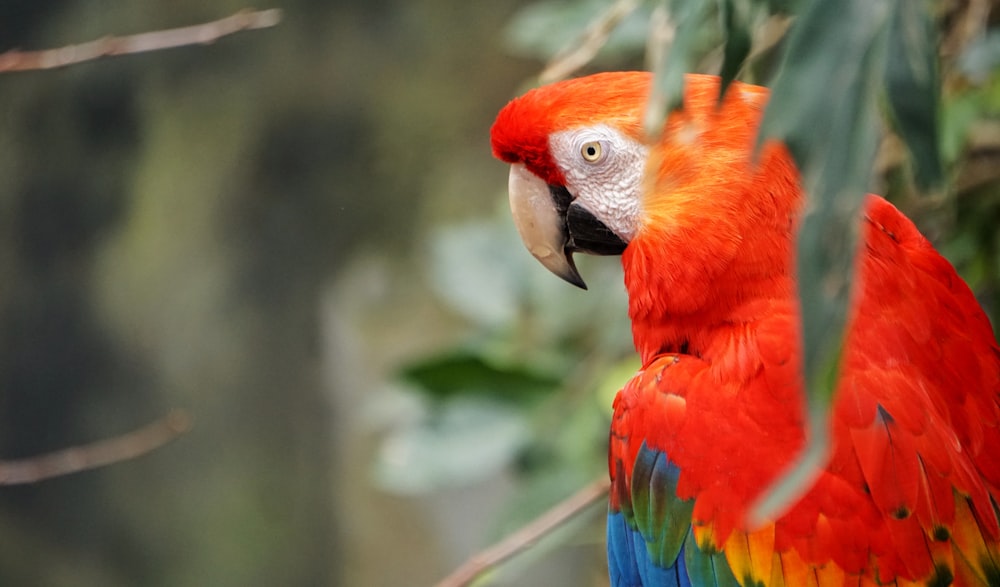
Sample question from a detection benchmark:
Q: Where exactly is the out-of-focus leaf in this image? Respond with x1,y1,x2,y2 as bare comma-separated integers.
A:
431,207,631,346
718,0,753,97
958,31,1000,83
374,397,530,494
768,0,799,11
884,0,943,190
593,356,641,415
525,253,631,348
761,0,888,398
986,77,1000,110
752,0,891,522
940,91,983,163
941,231,982,276
944,40,1000,165
399,350,560,402
429,218,531,328
645,0,711,135
504,0,652,62
540,0,643,84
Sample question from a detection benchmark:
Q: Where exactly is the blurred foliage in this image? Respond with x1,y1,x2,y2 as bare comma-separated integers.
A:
751,0,934,515
388,0,1000,581
378,209,634,508
0,1,545,586
504,0,653,63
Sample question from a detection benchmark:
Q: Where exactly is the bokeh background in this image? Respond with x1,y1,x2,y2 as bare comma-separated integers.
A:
0,1,997,586
0,1,623,585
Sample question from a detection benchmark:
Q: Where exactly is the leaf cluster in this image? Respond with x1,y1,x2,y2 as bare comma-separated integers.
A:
376,209,635,530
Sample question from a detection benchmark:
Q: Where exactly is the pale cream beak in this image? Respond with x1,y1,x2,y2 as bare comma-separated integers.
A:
507,163,586,289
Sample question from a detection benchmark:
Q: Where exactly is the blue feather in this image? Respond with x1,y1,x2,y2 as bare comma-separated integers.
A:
608,511,689,587
608,443,738,586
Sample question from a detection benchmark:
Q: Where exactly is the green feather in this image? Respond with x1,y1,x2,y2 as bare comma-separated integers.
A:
629,444,695,568
683,526,741,587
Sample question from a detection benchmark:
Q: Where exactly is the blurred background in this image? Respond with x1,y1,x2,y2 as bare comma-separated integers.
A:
0,1,996,586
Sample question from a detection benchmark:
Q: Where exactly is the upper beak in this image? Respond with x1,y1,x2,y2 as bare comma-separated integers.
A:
507,163,627,289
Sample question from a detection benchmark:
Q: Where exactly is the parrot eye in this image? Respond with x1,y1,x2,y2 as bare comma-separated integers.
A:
580,141,603,163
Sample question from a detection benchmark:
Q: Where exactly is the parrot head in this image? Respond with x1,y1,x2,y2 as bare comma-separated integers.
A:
490,72,650,289
490,72,800,312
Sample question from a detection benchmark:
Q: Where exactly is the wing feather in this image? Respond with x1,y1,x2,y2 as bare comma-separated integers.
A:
608,197,999,585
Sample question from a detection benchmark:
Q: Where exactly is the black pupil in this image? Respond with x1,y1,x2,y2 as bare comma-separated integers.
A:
587,145,597,157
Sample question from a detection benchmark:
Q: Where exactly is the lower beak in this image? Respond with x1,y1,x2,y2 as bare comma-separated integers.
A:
507,164,627,289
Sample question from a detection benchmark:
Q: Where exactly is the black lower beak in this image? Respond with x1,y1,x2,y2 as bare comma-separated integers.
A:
565,201,628,257
543,185,628,289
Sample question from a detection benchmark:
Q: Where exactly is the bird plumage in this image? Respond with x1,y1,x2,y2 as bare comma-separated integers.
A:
491,71,1000,586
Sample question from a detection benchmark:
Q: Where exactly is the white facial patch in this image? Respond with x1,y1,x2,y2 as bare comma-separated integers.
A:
548,124,648,242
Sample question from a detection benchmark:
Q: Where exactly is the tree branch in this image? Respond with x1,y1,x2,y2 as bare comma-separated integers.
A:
0,8,282,73
539,0,640,84
435,476,610,587
0,409,193,484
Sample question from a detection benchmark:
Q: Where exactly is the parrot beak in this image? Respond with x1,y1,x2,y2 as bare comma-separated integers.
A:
508,163,586,288
507,163,627,290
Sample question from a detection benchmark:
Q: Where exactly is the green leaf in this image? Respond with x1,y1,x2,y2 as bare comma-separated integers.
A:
399,350,560,402
645,0,712,134
958,30,1000,83
593,356,642,416
761,0,888,395
940,91,983,164
717,0,753,97
753,0,891,521
884,0,943,190
503,0,651,62
765,0,801,13
429,219,528,329
373,396,531,493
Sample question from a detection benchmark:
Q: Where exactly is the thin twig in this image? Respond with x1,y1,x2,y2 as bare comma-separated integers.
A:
0,409,193,484
941,0,990,60
540,0,640,84
644,1,674,78
435,476,610,587
642,2,676,139
0,8,282,73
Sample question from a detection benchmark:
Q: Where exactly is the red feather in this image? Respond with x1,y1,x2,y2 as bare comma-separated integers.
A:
491,71,1000,585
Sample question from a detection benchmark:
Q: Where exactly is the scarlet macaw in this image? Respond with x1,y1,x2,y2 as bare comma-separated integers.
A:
490,72,1000,586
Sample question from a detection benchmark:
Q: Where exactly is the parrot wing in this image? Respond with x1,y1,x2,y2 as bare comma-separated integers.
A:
608,196,1000,587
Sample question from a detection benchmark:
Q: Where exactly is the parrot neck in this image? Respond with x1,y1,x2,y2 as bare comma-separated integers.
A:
622,141,804,374
622,207,799,375
624,246,797,375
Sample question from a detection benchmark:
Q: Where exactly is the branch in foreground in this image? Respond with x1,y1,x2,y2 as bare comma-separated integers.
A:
0,8,282,73
0,409,193,485
435,476,610,587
